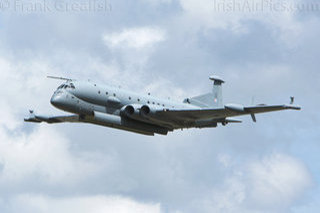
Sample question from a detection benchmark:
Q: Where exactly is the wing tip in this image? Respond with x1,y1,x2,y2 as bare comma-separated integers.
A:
284,105,301,110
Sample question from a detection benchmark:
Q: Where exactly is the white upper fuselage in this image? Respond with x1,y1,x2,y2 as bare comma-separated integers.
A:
51,80,198,116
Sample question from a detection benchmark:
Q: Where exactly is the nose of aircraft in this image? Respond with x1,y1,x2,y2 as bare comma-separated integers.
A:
50,93,64,108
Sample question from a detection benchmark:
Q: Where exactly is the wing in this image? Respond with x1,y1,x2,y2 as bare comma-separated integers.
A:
24,110,80,124
155,104,301,123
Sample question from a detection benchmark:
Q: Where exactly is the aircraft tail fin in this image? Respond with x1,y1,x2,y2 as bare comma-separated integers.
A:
183,75,225,108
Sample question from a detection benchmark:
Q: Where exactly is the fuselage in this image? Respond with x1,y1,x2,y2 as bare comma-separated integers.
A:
49,80,200,135
51,80,197,116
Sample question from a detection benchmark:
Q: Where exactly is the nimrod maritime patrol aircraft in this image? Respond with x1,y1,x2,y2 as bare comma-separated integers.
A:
25,75,301,136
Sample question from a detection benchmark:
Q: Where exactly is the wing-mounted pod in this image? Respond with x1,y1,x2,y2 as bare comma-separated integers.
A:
195,117,242,128
93,111,168,136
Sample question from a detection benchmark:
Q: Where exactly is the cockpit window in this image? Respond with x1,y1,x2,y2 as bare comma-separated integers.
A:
57,84,65,89
57,83,76,90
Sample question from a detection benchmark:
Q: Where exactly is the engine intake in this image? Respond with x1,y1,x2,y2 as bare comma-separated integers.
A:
120,104,141,118
140,105,151,116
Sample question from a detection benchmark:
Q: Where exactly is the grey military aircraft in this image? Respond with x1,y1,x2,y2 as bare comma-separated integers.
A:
24,75,301,136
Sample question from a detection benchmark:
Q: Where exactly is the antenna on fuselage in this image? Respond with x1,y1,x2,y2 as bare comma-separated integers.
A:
47,76,73,81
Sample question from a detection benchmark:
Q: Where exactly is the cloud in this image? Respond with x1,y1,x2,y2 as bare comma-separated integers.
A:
6,194,160,213
101,26,184,97
247,153,312,209
178,0,304,46
0,56,58,130
191,153,312,213
0,125,111,187
103,27,166,49
140,0,173,5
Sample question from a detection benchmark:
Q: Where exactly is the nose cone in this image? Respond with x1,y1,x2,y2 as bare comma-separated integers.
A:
50,93,64,108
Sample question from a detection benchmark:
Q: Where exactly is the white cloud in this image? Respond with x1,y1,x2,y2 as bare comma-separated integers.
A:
7,194,161,213
0,57,56,130
248,153,312,209
192,153,312,212
103,27,166,49
178,0,304,45
101,26,179,94
0,126,109,186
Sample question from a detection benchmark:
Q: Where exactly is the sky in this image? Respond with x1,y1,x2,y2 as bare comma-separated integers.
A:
0,0,320,212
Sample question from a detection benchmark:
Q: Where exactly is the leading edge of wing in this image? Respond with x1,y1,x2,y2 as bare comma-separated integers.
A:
155,104,301,120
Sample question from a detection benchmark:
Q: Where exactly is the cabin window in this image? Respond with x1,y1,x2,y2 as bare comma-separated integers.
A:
147,101,150,104
162,104,165,107
137,98,140,102
157,103,160,106
152,102,155,104
70,83,75,89
98,91,101,94
129,97,131,100
113,93,116,97
106,92,108,95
